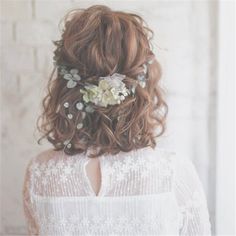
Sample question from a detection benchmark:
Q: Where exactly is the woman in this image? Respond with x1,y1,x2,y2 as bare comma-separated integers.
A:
23,5,211,235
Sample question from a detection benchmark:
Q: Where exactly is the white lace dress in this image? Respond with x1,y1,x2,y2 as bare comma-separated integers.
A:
23,147,211,235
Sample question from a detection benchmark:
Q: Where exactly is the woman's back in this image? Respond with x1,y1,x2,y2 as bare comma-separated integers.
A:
23,5,211,235
23,147,211,235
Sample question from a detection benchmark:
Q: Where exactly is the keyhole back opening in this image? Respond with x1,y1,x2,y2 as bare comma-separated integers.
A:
84,156,103,197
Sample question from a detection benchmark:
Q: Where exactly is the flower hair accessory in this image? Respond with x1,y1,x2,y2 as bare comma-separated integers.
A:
80,73,129,107
56,58,154,103
54,57,154,150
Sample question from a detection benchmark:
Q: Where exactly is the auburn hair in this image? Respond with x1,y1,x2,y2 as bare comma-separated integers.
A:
37,5,168,158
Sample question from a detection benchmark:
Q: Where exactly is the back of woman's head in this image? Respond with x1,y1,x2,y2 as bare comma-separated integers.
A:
37,5,168,158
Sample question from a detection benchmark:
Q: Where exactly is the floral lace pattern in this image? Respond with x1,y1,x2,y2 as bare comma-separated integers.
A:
104,151,173,179
32,192,180,235
29,148,174,197
29,156,86,196
37,214,162,235
30,158,81,185
23,148,211,235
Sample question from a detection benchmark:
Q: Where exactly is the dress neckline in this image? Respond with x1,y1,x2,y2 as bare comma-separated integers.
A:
60,146,168,197
81,146,156,197
84,145,155,159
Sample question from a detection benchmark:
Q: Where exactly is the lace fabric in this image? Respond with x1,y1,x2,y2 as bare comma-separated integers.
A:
22,147,211,235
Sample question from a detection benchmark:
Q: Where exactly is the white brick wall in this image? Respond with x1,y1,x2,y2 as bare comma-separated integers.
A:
1,0,217,235
1,0,32,20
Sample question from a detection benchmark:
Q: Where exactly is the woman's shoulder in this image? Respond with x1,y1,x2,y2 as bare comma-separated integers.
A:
148,147,199,173
26,148,68,171
26,146,195,173
32,148,62,163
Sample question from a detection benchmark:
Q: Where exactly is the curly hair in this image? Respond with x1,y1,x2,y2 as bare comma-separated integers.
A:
37,5,168,158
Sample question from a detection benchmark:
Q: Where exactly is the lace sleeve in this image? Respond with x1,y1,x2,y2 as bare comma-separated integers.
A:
22,158,39,235
173,156,212,235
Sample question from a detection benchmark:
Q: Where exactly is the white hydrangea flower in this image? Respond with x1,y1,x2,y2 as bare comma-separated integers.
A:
80,73,130,107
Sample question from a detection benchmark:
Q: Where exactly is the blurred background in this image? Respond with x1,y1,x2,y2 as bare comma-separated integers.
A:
0,0,235,235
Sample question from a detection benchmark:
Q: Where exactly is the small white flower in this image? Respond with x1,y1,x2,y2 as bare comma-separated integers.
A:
76,102,84,110
63,140,70,145
76,123,83,130
67,113,73,119
63,102,69,108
